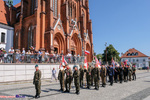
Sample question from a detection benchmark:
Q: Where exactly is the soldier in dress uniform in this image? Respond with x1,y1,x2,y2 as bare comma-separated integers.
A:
118,65,123,83
73,66,80,95
100,65,107,87
114,64,119,83
91,65,94,86
58,64,65,92
65,65,72,92
79,65,84,87
107,65,114,86
33,65,41,98
93,64,100,90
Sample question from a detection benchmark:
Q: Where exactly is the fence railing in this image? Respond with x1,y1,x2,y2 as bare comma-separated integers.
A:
0,53,82,64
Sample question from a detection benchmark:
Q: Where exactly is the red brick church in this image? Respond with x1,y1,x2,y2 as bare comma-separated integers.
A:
6,0,94,62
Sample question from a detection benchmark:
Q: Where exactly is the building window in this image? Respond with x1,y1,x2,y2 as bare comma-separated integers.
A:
136,59,139,62
1,33,5,43
133,59,135,62
143,59,145,62
53,0,58,17
28,26,34,49
31,0,36,15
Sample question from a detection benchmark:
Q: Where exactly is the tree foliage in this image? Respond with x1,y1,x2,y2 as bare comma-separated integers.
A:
102,44,120,64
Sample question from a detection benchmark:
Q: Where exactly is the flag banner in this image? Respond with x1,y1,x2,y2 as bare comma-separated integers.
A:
95,56,101,68
85,50,90,55
111,57,115,68
59,55,68,69
84,57,88,70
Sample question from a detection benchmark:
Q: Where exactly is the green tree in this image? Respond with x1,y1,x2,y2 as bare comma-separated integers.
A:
102,44,120,64
96,54,102,60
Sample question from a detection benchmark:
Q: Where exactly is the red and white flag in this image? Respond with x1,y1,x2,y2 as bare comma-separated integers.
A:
95,56,101,68
85,50,90,55
84,57,88,70
59,55,68,69
112,57,115,68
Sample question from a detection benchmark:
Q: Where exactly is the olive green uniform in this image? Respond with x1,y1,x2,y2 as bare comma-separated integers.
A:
58,69,65,91
73,70,80,93
33,70,41,96
100,67,107,86
79,67,84,87
65,68,72,92
128,67,132,81
91,66,94,86
86,67,92,88
93,67,100,90
132,67,136,80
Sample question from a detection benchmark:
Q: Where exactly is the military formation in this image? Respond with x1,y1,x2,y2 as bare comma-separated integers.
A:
33,63,136,98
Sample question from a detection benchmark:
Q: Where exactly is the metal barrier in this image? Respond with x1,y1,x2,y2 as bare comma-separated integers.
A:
0,53,82,64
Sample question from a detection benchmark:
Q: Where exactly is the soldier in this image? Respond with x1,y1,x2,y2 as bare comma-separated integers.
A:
79,65,84,87
33,65,41,98
100,65,107,87
123,65,128,82
91,65,94,86
65,65,72,92
118,65,123,83
73,66,80,95
114,64,119,83
93,64,100,90
132,65,136,80
86,65,92,89
128,65,133,81
58,65,65,92
107,65,114,86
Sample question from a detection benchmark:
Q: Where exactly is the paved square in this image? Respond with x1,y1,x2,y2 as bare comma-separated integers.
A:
0,70,150,100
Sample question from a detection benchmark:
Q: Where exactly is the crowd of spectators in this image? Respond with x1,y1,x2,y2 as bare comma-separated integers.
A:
0,47,81,64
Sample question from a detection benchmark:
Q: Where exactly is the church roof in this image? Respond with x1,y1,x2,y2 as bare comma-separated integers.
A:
0,0,10,25
121,48,148,58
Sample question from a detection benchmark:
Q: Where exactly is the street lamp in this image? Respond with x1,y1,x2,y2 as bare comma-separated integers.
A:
105,42,107,64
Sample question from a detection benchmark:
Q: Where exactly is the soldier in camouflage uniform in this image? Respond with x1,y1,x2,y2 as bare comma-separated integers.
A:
33,65,41,98
100,65,107,87
132,65,136,80
58,65,65,92
79,65,84,87
65,65,72,92
91,65,94,86
128,65,133,81
93,64,100,90
73,66,80,95
86,65,92,89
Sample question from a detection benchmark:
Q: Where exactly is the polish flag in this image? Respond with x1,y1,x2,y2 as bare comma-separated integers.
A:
112,57,115,68
85,50,90,55
59,55,68,69
84,57,88,70
95,56,101,68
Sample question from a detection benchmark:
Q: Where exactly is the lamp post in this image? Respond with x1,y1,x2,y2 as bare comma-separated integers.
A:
105,42,107,64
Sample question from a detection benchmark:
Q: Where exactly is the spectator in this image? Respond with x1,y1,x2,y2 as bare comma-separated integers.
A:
8,47,14,63
0,49,3,63
38,50,42,63
21,48,26,63
52,68,57,82
4,50,7,63
45,50,49,63
31,51,34,63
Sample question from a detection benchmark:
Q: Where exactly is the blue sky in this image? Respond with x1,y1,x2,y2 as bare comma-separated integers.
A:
13,0,150,56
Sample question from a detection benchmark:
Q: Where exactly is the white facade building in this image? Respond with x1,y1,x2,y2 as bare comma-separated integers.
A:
121,48,149,68
0,24,14,52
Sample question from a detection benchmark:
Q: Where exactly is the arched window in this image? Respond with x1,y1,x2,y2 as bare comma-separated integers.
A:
53,0,58,17
15,32,19,49
28,26,34,49
31,0,36,15
68,2,70,16
82,10,85,27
